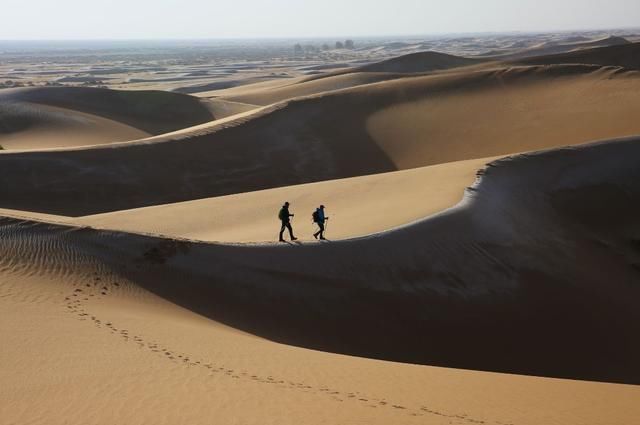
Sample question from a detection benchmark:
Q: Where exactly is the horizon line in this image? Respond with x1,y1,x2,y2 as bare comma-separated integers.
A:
0,26,638,43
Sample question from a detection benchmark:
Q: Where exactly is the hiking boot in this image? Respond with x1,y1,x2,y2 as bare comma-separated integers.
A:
313,233,319,239
279,238,285,242
291,237,298,241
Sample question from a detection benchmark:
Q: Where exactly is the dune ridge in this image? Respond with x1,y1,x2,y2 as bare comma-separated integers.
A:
2,136,640,385
73,156,496,242
2,63,640,215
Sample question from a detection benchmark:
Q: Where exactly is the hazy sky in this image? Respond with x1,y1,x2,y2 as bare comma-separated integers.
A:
3,0,639,39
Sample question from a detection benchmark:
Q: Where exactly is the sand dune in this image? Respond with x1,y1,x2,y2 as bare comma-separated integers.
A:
2,63,640,215
365,65,640,168
304,50,485,79
1,86,215,135
230,42,640,107
75,156,495,242
195,76,307,98
355,50,484,73
224,72,410,106
2,40,640,425
2,211,638,425
222,51,488,106
66,137,638,384
173,75,291,95
483,35,631,59
200,97,259,119
515,41,640,70
0,102,149,149
64,136,639,384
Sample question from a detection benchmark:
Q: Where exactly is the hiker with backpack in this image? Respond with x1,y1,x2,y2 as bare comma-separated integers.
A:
278,201,297,242
312,205,329,240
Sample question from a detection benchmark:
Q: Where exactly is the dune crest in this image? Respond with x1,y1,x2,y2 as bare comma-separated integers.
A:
2,62,640,215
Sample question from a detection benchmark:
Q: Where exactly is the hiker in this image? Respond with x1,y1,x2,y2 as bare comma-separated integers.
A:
313,205,329,240
278,201,297,242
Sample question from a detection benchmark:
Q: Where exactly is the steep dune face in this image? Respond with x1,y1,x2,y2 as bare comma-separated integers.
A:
1,86,215,135
2,137,639,385
2,65,640,215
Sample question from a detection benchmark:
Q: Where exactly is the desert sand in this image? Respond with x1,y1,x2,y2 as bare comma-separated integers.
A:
2,36,640,425
0,87,214,149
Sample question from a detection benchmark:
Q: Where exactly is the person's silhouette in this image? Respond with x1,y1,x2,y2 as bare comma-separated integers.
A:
313,205,328,240
278,202,297,242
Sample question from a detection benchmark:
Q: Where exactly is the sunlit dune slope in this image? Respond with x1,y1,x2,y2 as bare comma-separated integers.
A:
75,156,495,242
364,65,640,168
1,62,640,215
224,72,410,106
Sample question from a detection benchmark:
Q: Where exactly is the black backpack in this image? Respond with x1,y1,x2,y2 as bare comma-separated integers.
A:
312,209,320,223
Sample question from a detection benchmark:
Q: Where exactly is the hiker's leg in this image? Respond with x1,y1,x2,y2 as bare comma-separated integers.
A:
279,222,286,240
318,222,325,238
287,222,294,239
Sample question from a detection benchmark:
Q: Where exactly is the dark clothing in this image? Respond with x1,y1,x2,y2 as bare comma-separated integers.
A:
279,206,292,222
313,208,325,223
280,221,295,240
314,221,326,239
278,205,295,241
313,207,328,239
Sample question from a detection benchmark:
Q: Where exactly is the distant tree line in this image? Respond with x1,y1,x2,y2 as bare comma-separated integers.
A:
293,39,355,55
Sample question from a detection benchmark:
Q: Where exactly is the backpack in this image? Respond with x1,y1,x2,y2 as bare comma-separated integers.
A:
278,208,287,221
312,209,320,223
